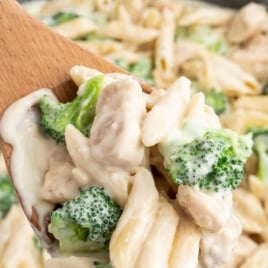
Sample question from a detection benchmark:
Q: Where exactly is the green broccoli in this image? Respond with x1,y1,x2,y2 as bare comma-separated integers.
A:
0,175,17,219
175,25,227,54
39,75,104,143
33,235,43,251
205,88,229,115
262,82,268,95
166,129,253,192
75,32,106,42
93,261,113,268
114,58,154,85
50,12,79,26
50,186,122,254
249,127,268,181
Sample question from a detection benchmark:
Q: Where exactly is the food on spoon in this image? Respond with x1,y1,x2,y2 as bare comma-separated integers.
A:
39,76,104,143
166,129,252,191
50,186,122,254
0,65,253,267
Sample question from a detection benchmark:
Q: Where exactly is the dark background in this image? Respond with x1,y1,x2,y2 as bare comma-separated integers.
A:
204,0,268,8
17,0,268,9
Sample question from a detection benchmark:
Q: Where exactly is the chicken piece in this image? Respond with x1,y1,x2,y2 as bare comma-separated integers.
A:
40,161,80,204
177,185,232,232
65,124,131,207
226,3,268,44
90,77,146,171
200,214,242,268
222,235,257,268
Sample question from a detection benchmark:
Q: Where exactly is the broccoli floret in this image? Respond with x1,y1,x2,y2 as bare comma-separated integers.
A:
249,128,268,181
166,129,253,192
114,58,154,85
50,186,122,254
0,175,17,219
33,235,43,251
50,12,79,26
93,261,113,268
39,75,104,143
175,25,227,54
174,26,188,40
205,89,229,115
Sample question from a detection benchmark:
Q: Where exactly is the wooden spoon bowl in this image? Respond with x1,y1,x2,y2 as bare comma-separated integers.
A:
0,0,151,170
0,0,151,244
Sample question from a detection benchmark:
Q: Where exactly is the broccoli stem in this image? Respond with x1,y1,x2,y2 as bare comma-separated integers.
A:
39,75,104,143
256,139,268,181
250,128,268,182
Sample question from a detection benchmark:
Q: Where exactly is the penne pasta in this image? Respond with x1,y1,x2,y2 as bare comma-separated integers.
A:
169,213,201,268
233,96,268,114
109,167,159,268
142,76,191,147
233,188,267,234
154,8,175,77
135,196,179,268
52,17,97,39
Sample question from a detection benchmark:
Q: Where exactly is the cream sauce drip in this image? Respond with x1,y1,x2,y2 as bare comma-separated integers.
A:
0,89,68,231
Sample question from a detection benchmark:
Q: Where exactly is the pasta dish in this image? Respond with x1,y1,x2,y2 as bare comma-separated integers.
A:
1,0,268,268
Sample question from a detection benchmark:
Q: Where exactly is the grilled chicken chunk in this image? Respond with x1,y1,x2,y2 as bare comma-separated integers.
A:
90,77,146,171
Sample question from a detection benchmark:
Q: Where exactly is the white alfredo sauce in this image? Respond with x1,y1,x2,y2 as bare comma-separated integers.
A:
0,89,68,235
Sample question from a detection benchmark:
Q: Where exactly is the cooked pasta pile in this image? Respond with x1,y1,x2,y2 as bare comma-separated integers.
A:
1,0,268,267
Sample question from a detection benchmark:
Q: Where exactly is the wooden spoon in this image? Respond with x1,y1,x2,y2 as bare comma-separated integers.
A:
0,0,151,172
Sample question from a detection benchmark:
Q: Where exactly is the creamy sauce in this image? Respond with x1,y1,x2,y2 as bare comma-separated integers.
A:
0,89,69,247
158,120,205,158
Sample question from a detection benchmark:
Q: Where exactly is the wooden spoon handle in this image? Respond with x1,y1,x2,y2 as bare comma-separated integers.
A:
0,0,151,173
0,0,127,114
